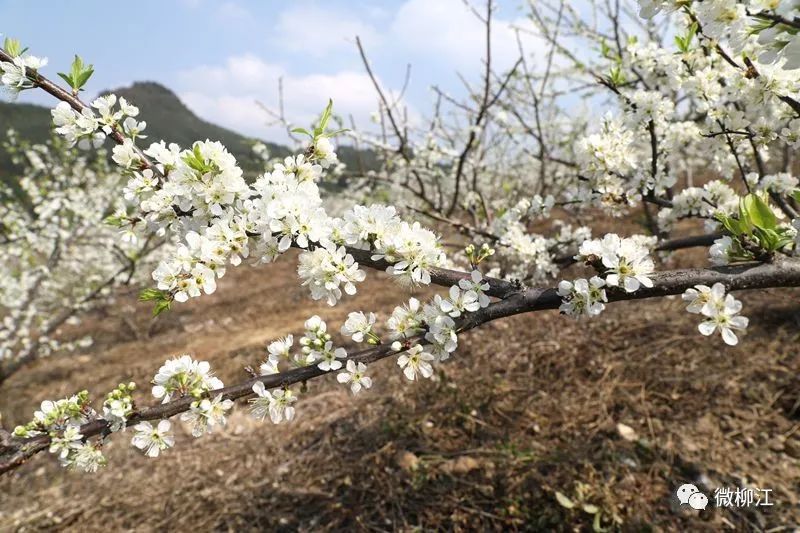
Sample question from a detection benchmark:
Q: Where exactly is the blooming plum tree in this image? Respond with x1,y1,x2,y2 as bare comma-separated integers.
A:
1,0,800,477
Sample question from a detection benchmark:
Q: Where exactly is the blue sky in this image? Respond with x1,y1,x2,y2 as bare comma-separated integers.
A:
0,0,540,143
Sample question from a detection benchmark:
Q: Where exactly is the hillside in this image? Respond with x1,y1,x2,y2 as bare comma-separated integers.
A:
0,82,376,175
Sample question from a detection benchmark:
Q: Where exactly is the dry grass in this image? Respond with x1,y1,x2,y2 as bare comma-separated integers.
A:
1,249,800,532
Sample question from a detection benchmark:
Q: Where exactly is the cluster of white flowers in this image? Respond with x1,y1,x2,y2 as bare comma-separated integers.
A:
102,382,136,432
255,315,355,376
116,126,447,309
490,201,591,283
297,245,366,305
638,1,800,70
576,234,655,293
384,270,493,380
557,277,608,318
0,133,170,378
250,382,297,424
387,297,426,340
52,95,141,151
151,354,224,403
181,394,234,437
658,181,739,233
682,283,749,345
297,315,341,369
0,53,46,96
336,204,448,286
573,115,640,213
12,391,107,472
371,221,446,286
8,0,800,476
755,172,799,195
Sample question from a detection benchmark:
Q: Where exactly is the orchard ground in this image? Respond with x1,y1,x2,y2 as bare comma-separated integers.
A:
1,246,799,531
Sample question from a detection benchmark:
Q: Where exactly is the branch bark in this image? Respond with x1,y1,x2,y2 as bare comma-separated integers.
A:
3,257,800,476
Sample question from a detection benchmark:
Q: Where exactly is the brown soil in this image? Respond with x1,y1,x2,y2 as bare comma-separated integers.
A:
1,249,799,532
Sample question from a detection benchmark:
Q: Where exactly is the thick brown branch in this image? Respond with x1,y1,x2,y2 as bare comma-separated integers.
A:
3,258,800,475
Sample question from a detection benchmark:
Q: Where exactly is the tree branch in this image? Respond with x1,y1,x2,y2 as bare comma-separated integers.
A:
3,257,800,476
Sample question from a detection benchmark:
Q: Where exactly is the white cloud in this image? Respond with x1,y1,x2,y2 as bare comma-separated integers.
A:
390,0,545,73
270,0,543,74
171,0,546,143
273,5,382,57
176,55,401,142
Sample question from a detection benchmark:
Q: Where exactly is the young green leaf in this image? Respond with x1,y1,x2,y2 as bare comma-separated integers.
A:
716,212,744,236
152,300,171,317
314,99,334,137
318,128,350,138
3,37,22,57
139,288,172,316
744,193,777,231
737,197,755,235
139,288,168,302
57,55,95,92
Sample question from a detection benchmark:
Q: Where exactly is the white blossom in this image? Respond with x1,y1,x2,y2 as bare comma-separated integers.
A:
341,311,377,342
250,382,296,424
336,360,373,394
684,283,749,345
557,276,607,318
458,270,491,308
180,394,234,437
151,355,223,403
131,420,174,458
397,344,435,381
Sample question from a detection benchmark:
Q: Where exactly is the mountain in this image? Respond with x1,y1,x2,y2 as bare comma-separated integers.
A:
0,82,377,176
108,82,291,171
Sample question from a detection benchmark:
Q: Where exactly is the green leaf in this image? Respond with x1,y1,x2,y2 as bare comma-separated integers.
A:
792,190,800,203
609,66,625,87
716,212,744,236
104,214,125,227
582,503,600,514
152,300,171,317
753,227,777,251
291,127,312,137
57,55,94,92
314,99,334,137
600,39,611,59
139,288,172,316
318,128,350,138
555,491,575,509
139,288,167,302
3,37,22,57
76,64,94,88
57,72,74,87
737,197,755,235
744,193,777,231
